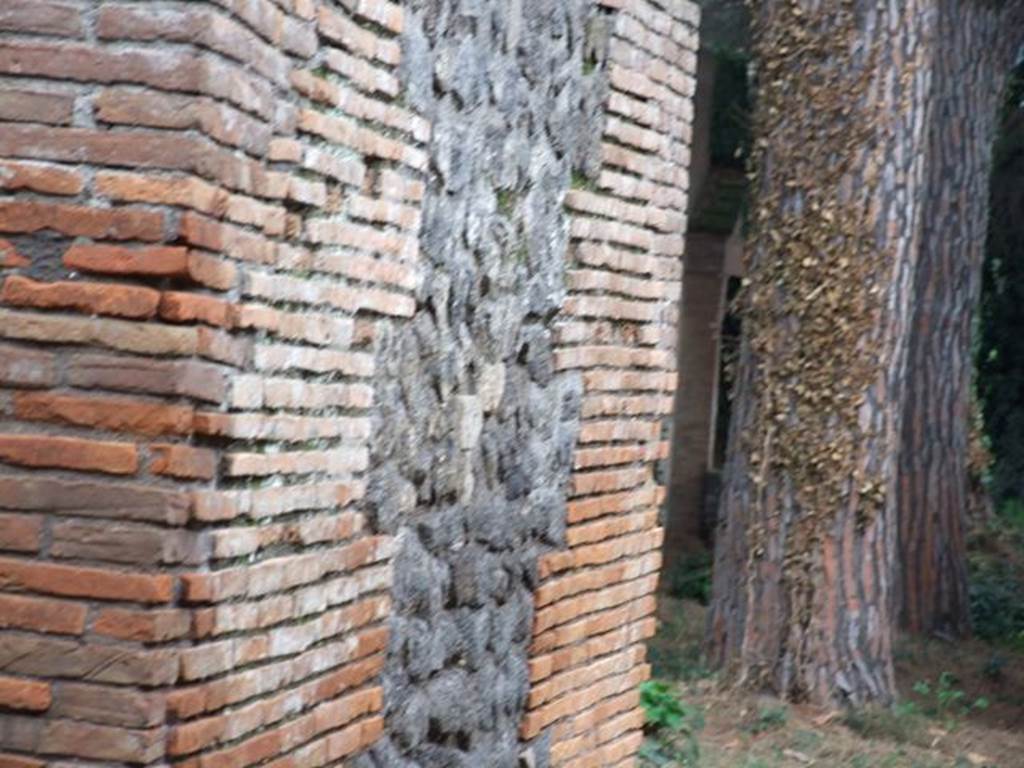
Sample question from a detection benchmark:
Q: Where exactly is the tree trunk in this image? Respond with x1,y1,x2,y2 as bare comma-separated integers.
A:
706,0,934,706
897,0,1018,639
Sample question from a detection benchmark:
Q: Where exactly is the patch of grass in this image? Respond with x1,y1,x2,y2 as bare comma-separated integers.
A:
787,728,822,754
911,671,989,729
743,704,788,735
842,705,927,747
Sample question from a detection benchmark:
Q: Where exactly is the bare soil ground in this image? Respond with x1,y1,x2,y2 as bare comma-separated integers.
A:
644,597,1024,768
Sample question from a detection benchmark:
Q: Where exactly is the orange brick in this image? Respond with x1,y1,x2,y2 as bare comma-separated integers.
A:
0,161,84,195
0,239,28,269
38,719,164,763
159,291,234,327
0,593,87,634
94,91,271,155
67,353,229,404
0,0,83,36
0,201,164,241
0,513,41,553
150,444,217,480
0,434,138,475
0,753,45,768
0,308,200,357
0,676,51,712
63,243,190,277
0,557,173,603
14,391,195,437
1,275,160,318
0,89,74,125
94,607,192,642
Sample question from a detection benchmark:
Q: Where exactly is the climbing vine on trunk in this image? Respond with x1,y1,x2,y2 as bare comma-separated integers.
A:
707,0,934,706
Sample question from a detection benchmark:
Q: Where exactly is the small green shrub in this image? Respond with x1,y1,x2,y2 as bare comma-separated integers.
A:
640,681,702,732
842,704,926,746
969,551,1024,649
638,681,703,767
912,672,989,730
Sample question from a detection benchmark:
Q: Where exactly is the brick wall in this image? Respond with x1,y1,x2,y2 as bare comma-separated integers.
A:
0,0,425,764
0,1,697,766
522,2,697,766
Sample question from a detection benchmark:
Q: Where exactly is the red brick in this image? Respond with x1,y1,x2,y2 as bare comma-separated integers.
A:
0,557,173,603
0,593,87,635
0,240,29,269
0,39,199,90
0,434,138,475
93,607,191,643
0,201,164,241
0,0,83,37
0,754,44,768
40,720,163,763
160,292,234,327
95,90,271,155
0,89,74,125
0,677,51,712
184,251,239,291
339,0,404,34
179,211,279,266
97,4,291,87
0,161,83,195
2,635,177,691
52,683,166,729
0,514,41,553
63,243,189,278
150,444,218,480
51,519,204,566
67,354,229,403
0,121,239,189
268,137,303,162
96,167,223,211
1,275,160,318
0,308,200,357
0,476,189,525
317,6,401,65
14,391,194,437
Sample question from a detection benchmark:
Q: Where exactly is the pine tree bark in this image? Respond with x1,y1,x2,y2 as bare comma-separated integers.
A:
897,0,1021,638
706,0,935,706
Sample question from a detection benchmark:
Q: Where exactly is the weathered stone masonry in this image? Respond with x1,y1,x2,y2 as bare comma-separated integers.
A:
0,1,696,766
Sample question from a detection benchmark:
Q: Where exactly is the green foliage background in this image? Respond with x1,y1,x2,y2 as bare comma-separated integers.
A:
978,64,1024,504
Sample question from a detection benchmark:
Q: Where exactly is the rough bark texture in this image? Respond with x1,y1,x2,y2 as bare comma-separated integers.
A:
897,0,1022,638
707,0,934,706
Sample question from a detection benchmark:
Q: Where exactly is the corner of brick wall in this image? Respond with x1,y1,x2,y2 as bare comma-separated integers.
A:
0,0,425,764
519,1,699,765
0,0,697,765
